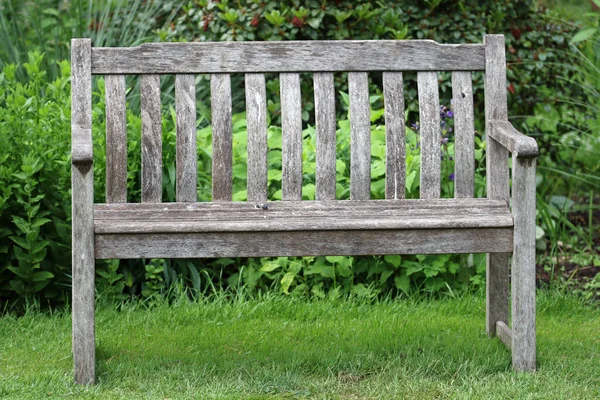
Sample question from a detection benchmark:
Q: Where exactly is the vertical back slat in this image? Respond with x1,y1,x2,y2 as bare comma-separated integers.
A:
417,71,441,199
452,71,475,198
348,72,371,200
314,72,337,201
211,74,233,202
105,75,127,203
280,73,303,201
175,74,197,202
383,72,406,200
140,75,162,203
245,73,268,202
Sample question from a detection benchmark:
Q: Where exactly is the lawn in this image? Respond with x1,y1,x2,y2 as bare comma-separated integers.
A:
1,291,598,399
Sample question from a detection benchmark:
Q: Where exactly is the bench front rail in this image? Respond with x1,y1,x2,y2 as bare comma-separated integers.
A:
71,35,538,384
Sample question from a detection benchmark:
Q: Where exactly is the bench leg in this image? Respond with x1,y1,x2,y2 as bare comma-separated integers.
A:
510,157,537,371
72,164,96,384
486,253,509,337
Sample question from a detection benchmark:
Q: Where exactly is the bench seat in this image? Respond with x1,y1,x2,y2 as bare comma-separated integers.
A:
94,199,514,259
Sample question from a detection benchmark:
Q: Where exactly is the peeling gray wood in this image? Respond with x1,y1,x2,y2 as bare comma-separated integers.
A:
383,72,405,200
511,156,537,372
140,75,162,203
95,228,513,259
496,320,512,349
489,120,539,158
245,74,268,202
92,41,486,74
175,74,197,202
71,38,95,385
451,71,474,199
484,34,510,339
280,73,303,201
349,72,371,200
314,72,337,200
417,71,441,199
211,74,233,202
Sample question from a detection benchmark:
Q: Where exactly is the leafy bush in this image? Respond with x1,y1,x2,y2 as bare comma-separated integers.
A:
0,53,71,305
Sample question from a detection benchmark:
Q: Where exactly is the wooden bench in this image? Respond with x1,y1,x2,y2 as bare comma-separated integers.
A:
71,35,538,384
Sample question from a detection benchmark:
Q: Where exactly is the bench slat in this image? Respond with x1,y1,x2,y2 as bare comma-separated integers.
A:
349,72,371,200
105,75,127,203
91,41,486,74
95,214,513,234
175,74,197,202
452,71,475,198
94,199,513,234
314,72,337,200
245,73,268,202
417,71,441,199
383,72,406,199
140,75,162,203
280,73,303,201
211,74,233,202
95,228,513,259
95,198,510,214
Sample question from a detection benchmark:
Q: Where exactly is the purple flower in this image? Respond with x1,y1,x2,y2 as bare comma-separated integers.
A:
449,156,453,161
442,137,449,144
446,110,454,118
449,173,455,181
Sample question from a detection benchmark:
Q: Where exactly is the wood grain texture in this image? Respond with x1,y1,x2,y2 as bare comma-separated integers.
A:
93,201,513,234
349,72,371,200
91,41,486,74
211,74,233,201
175,74,197,202
72,39,93,165
383,72,406,200
496,320,512,349
95,227,513,259
280,73,303,201
314,72,337,200
451,71,475,198
484,34,510,339
511,157,537,371
105,75,127,203
489,120,538,158
245,73,268,202
417,71,441,199
95,198,510,213
140,75,162,203
71,38,95,385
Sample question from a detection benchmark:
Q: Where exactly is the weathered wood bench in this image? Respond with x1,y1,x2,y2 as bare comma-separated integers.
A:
71,35,538,384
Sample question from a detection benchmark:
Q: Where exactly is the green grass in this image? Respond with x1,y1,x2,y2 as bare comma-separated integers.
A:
0,291,599,399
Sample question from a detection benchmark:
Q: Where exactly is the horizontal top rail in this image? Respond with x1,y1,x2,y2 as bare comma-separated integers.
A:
91,40,486,74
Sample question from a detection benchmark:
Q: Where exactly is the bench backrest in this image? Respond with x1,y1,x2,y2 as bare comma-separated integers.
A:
71,35,508,204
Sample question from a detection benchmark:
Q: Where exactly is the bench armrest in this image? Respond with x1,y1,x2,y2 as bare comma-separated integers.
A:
72,124,93,165
488,120,538,158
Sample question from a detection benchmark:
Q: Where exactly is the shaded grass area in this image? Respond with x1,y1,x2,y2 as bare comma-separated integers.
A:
1,292,599,399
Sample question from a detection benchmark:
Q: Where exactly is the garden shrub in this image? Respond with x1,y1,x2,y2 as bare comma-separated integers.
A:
0,53,72,305
0,1,588,305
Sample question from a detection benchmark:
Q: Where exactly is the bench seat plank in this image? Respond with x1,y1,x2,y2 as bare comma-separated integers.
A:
95,228,513,259
94,199,512,234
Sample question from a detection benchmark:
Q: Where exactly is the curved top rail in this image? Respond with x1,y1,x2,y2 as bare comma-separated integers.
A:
91,40,485,74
